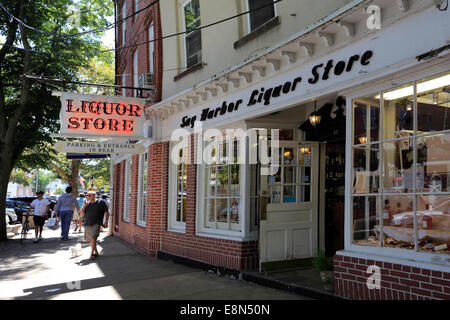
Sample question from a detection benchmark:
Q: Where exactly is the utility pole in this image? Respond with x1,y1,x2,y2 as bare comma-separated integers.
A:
35,169,39,193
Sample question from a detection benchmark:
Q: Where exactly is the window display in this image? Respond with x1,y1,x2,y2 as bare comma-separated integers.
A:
351,72,450,255
204,139,241,231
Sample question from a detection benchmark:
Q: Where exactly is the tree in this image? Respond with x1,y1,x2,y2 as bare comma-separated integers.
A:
80,158,111,191
0,0,113,240
30,170,56,194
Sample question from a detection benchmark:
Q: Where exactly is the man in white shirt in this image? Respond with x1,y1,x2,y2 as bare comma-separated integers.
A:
27,191,51,243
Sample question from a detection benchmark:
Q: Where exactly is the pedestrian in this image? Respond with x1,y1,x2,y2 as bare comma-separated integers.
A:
79,190,109,260
26,191,51,243
74,193,86,233
99,194,109,232
54,186,80,241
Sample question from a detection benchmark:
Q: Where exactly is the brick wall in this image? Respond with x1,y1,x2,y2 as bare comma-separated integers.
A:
334,253,450,300
160,135,258,271
116,0,162,101
112,137,259,271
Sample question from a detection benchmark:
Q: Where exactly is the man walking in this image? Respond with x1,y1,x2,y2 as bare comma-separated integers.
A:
54,186,80,241
79,190,109,259
27,191,51,243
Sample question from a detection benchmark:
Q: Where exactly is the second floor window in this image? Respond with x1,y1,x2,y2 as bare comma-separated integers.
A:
149,24,154,73
122,2,126,44
183,0,201,68
134,50,139,97
248,0,275,31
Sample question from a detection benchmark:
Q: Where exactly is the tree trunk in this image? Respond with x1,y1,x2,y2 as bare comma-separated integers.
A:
0,157,13,241
70,159,81,196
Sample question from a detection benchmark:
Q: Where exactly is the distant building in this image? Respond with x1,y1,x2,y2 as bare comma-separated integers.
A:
7,183,33,198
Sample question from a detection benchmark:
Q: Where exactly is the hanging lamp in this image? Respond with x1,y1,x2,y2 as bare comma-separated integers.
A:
309,100,321,126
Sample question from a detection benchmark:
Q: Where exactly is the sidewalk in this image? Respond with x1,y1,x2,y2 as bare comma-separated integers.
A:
0,224,310,300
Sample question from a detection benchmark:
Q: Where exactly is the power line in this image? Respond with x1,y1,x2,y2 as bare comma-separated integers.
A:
23,75,156,97
3,0,282,56
0,0,159,38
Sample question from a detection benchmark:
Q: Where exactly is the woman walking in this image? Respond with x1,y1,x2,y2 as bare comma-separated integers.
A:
54,186,80,241
74,193,86,233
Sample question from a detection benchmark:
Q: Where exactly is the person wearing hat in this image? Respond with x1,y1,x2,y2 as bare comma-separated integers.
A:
79,190,109,259
26,191,51,243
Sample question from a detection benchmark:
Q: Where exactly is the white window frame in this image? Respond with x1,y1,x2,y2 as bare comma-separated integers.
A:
195,123,252,241
137,152,148,227
345,69,450,266
181,0,202,69
149,23,154,74
168,143,188,232
122,2,126,45
133,50,139,97
246,0,276,33
123,157,132,222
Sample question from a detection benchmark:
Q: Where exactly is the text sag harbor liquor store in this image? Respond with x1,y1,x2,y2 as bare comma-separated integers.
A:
112,2,450,299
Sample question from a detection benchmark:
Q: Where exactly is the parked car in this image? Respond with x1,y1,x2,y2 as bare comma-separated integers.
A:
6,199,29,223
8,196,56,218
5,208,17,224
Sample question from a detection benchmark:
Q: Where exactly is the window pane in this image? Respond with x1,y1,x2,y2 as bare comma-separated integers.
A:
283,148,295,165
248,0,275,31
283,166,296,184
230,164,240,197
207,167,216,196
216,198,228,222
382,139,414,193
230,198,239,224
382,83,414,141
417,195,450,253
298,185,311,202
353,95,381,145
216,166,229,196
353,145,380,193
417,133,450,193
382,195,415,250
283,186,296,203
300,166,311,183
207,199,215,222
352,196,379,246
269,185,281,203
184,0,201,32
176,198,182,222
417,72,450,133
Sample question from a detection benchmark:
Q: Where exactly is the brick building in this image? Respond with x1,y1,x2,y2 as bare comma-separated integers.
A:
112,0,450,299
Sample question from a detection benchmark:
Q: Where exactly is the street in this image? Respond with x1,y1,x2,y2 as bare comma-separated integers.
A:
0,224,311,300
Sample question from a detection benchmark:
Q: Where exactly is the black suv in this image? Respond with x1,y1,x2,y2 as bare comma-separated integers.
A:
6,199,29,223
8,197,57,219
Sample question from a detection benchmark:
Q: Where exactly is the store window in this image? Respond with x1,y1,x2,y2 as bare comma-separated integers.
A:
169,146,188,231
182,0,202,68
137,152,148,226
351,72,450,256
248,0,275,31
204,138,241,232
124,158,133,222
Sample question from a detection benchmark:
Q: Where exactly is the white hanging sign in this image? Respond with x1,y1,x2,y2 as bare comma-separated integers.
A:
55,141,145,154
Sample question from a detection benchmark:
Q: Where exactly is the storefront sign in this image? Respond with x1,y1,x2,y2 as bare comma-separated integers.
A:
55,141,145,154
179,50,373,128
59,92,147,138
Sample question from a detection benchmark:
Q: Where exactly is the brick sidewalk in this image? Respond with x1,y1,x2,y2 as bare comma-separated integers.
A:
0,224,310,300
